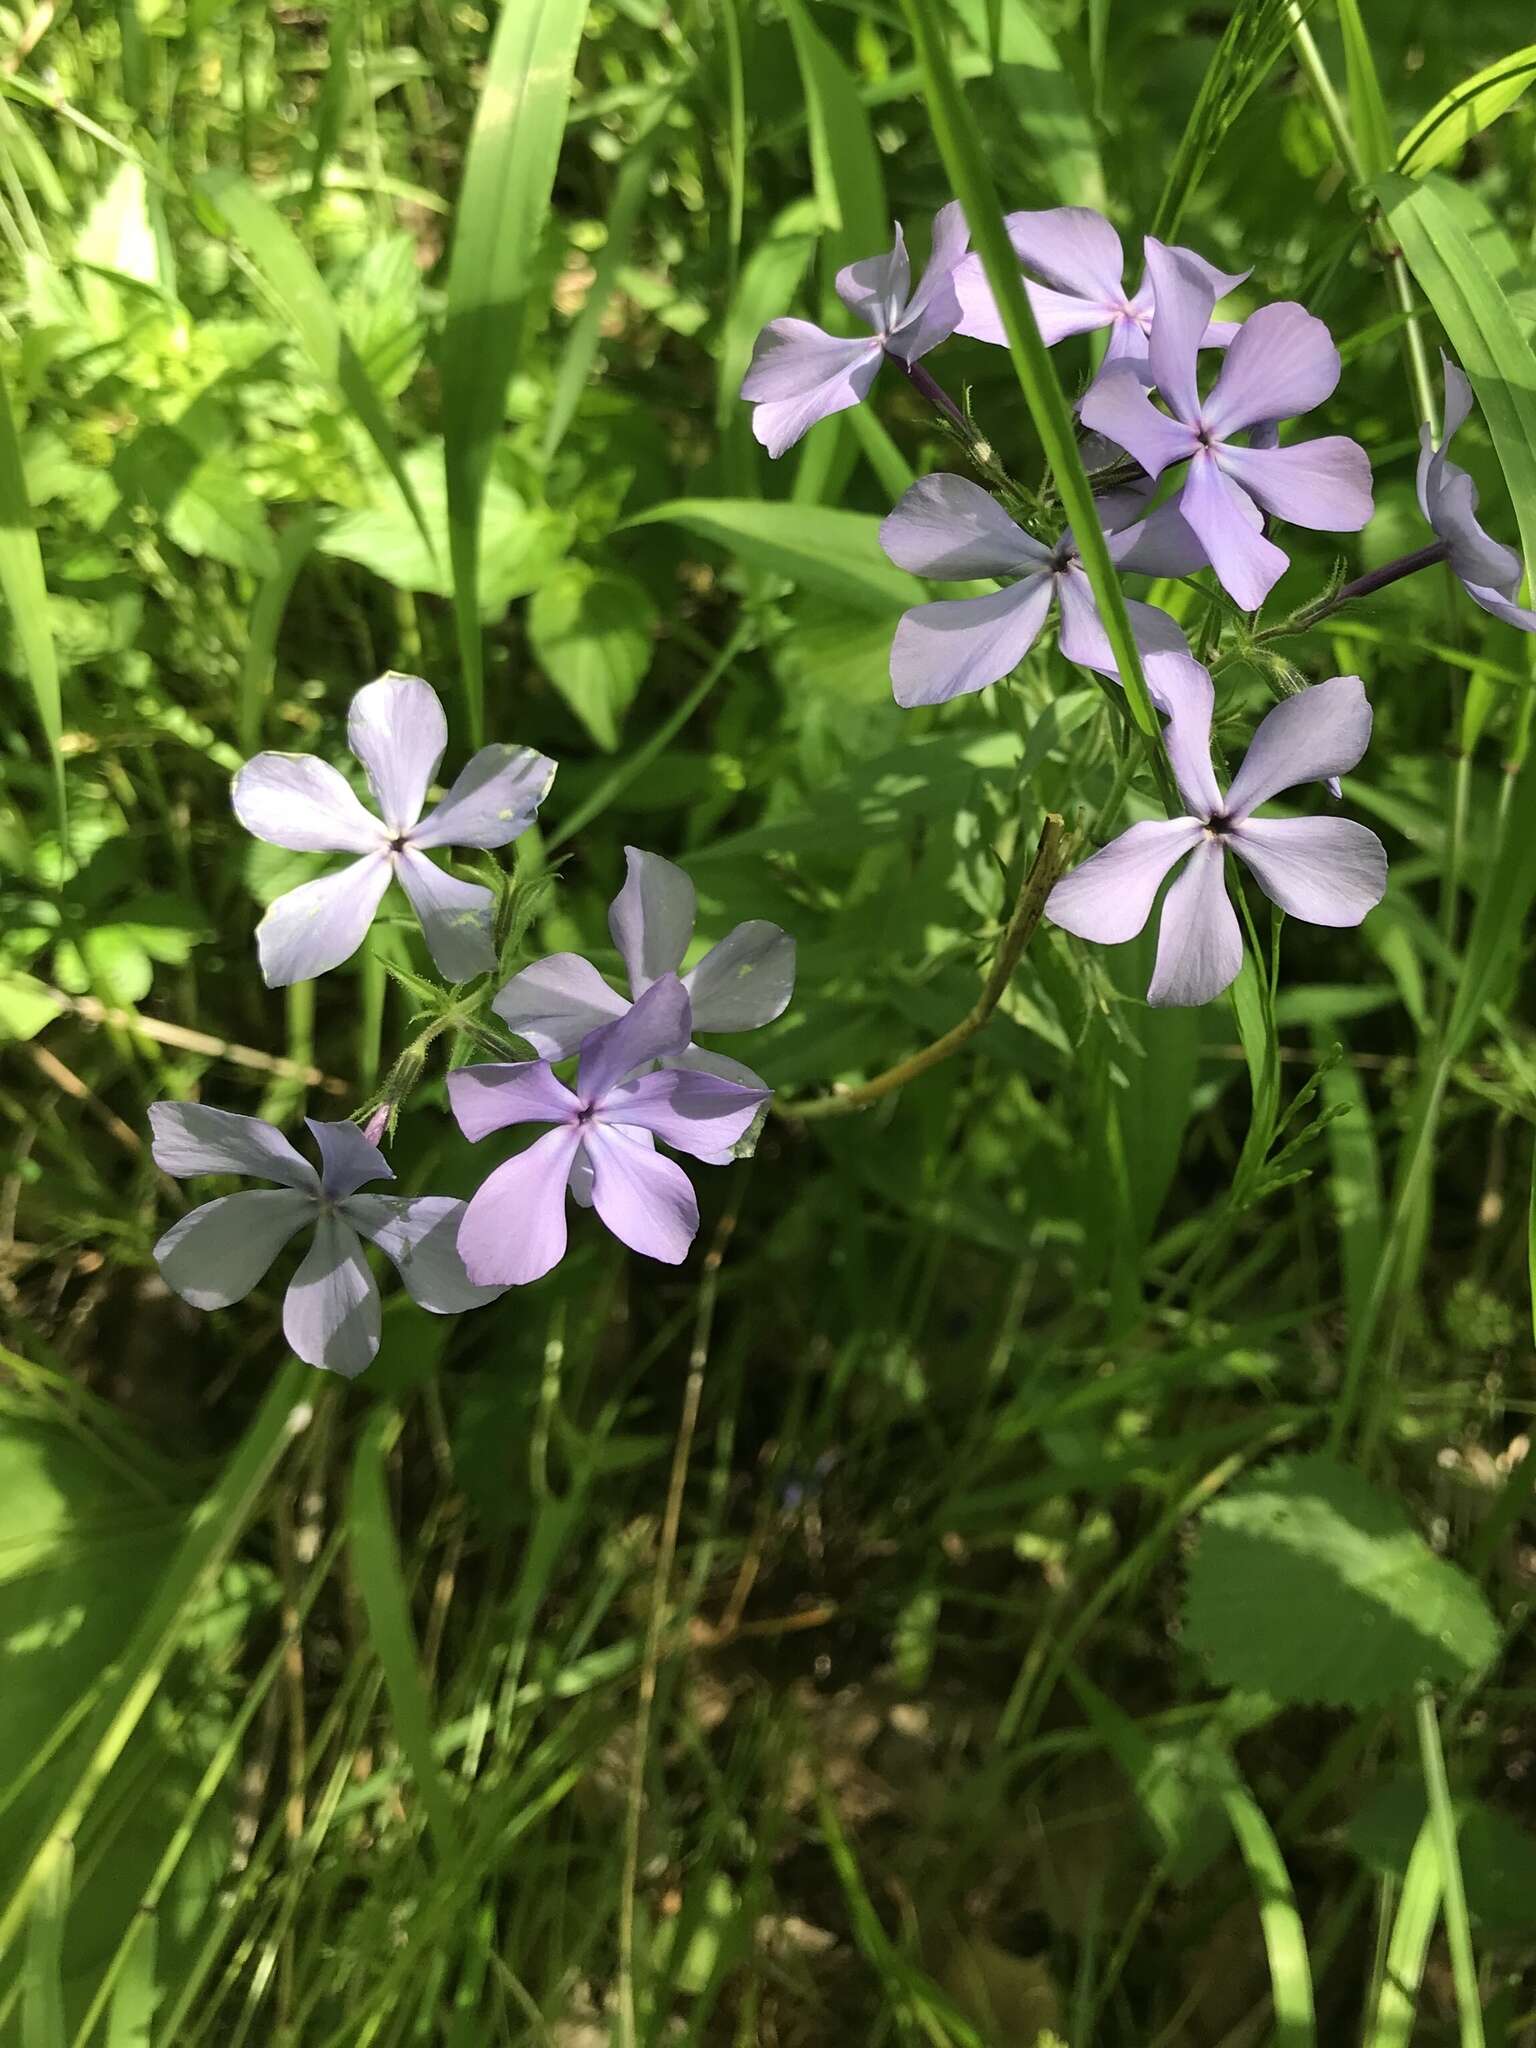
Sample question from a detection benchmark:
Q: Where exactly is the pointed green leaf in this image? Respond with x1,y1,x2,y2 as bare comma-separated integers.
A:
1399,45,1536,176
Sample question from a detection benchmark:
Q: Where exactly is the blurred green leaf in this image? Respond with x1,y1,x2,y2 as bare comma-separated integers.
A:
527,562,657,750
1398,45,1536,175
624,499,919,613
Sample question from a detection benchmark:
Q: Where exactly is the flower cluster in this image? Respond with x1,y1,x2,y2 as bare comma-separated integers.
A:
742,199,1536,1003
153,676,794,1376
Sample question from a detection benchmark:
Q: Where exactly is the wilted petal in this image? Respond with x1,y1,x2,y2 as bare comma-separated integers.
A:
741,322,883,457
342,1194,504,1311
1225,675,1373,818
610,847,695,996
879,473,1047,580
255,854,392,988
1178,453,1288,611
148,1101,319,1192
1142,239,1213,423
282,1214,380,1376
890,576,1054,708
154,1190,313,1309
684,921,795,1032
835,226,911,333
1146,839,1243,1007
1204,302,1340,439
1046,818,1204,944
1228,816,1386,926
446,1061,579,1142
597,1067,767,1160
889,200,969,360
232,755,382,854
1464,580,1536,632
306,1118,391,1199
1080,365,1199,480
395,850,496,982
493,953,628,1058
346,673,446,836
457,1126,583,1286
578,975,692,1103
411,744,557,849
1218,437,1373,533
584,1126,699,1266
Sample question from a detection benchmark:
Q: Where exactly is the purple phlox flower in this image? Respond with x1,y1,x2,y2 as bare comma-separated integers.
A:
449,976,767,1287
953,206,1247,373
492,846,794,1110
233,672,556,989
877,470,1211,712
150,1103,501,1377
1079,241,1374,612
1047,671,1387,1007
740,203,969,458
1419,354,1536,634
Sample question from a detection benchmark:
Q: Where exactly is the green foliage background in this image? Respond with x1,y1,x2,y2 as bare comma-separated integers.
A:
1,0,1535,2041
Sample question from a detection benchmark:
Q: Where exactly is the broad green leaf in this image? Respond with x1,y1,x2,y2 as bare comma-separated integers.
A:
1183,1455,1500,1707
951,0,1106,208
527,562,657,750
319,441,570,619
194,170,435,575
624,499,920,614
0,359,63,826
440,0,587,744
0,972,64,1043
1399,45,1536,176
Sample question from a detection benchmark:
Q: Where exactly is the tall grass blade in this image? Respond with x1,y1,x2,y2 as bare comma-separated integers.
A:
1363,1817,1441,2047
441,0,587,746
1398,45,1536,175
20,1839,70,2048
1336,0,1395,177
781,0,887,272
1415,1689,1486,2048
1214,1758,1316,2047
0,356,64,829
1153,0,1307,240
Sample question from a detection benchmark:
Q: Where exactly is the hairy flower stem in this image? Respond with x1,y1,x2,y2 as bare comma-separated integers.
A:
781,814,1070,1119
1265,541,1450,640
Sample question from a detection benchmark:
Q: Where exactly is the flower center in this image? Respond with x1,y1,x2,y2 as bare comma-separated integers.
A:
1205,812,1233,837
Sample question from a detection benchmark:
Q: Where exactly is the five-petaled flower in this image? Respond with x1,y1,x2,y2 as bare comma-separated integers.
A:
741,205,969,457
953,205,1246,374
494,846,795,1100
878,472,1208,712
234,672,555,988
1419,354,1536,634
150,1103,501,1376
450,977,768,1286
1081,241,1373,612
1047,672,1387,1007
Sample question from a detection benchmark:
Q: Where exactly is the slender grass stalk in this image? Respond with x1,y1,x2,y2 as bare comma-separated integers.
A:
1416,1688,1486,2048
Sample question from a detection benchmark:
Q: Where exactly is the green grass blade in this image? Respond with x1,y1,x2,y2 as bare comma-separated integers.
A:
240,508,323,754
0,355,64,829
1363,1817,1441,2047
440,0,587,747
899,0,1160,740
1336,0,1395,178
1153,0,1302,241
781,0,888,272
623,498,919,612
1415,1689,1486,2048
1214,1757,1316,2047
20,1839,70,2048
1398,45,1536,175
102,1911,156,2048
195,171,437,575
348,1406,461,1868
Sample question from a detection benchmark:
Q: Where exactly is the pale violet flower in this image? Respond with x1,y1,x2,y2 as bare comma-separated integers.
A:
1081,242,1373,611
233,673,555,988
150,1103,501,1376
451,977,767,1287
953,205,1246,371
1047,671,1387,1007
741,204,969,457
1419,354,1536,633
493,846,794,1100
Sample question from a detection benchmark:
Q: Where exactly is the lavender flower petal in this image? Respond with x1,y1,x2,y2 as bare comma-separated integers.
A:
411,744,557,849
955,268,1109,347
148,1101,320,1192
1046,818,1204,944
890,576,1054,708
684,921,796,1032
1079,365,1199,480
1053,569,1193,682
232,755,383,853
1146,839,1243,1007
282,1212,380,1376
1178,454,1288,611
1141,238,1211,421
1227,816,1387,925
597,1068,767,1160
306,1118,392,1199
342,1194,505,1310
583,1126,699,1265
1464,581,1536,632
879,474,1049,580
346,673,447,836
1204,303,1341,438
1001,205,1126,302
577,975,692,1103
395,850,496,982
446,1061,580,1142
740,321,883,457
255,854,393,988
1111,499,1209,579
1159,665,1225,818
610,847,695,997
1218,439,1374,533
457,1126,583,1286
887,201,970,360
154,1190,315,1309
492,953,628,1058
835,226,912,331
1421,464,1524,594
1225,676,1373,818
